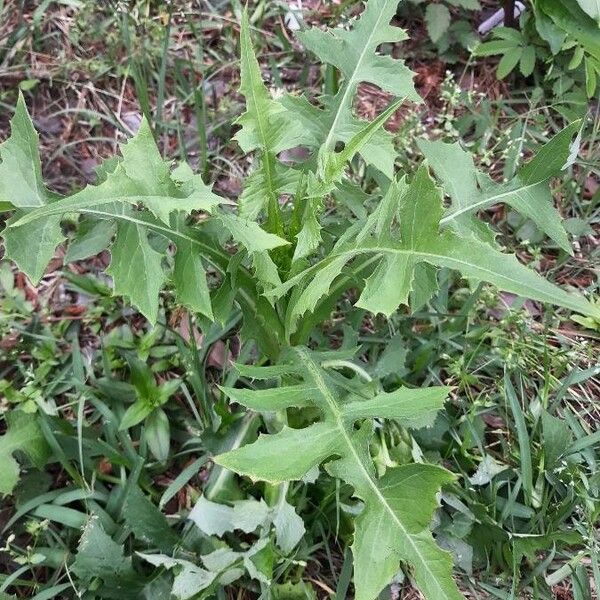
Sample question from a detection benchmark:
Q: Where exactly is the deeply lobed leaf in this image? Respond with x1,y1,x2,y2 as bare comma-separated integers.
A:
418,121,582,252
215,348,461,600
266,164,599,337
0,98,270,323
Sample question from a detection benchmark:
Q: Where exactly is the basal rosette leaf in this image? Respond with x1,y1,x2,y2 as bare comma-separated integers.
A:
214,348,461,600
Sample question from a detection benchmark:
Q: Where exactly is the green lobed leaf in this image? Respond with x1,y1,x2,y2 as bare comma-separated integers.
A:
293,0,419,174
189,495,305,555
215,348,460,600
1,104,227,321
265,164,599,336
419,122,581,253
298,0,420,119
0,411,50,496
72,516,144,597
235,9,302,237
235,10,302,156
0,92,46,208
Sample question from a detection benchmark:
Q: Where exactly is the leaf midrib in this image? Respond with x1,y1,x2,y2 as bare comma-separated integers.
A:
276,242,589,317
439,179,542,225
243,29,278,207
323,3,391,150
68,209,283,343
296,348,452,599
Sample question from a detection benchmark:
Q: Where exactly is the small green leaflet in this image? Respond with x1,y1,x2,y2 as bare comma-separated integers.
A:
218,213,289,253
137,553,218,600
3,212,63,284
215,348,461,600
107,220,166,323
0,411,50,495
8,122,225,229
281,90,397,178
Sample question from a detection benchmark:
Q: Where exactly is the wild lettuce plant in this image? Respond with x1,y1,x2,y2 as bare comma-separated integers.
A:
1,0,598,597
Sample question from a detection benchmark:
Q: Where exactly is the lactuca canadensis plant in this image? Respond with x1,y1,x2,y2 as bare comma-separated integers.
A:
0,0,598,598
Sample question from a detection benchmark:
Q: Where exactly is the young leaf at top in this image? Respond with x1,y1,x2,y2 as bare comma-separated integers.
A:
235,9,302,226
214,348,461,600
287,0,420,177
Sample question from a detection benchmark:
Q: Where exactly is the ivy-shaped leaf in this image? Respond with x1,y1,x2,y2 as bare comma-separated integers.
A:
215,348,461,600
